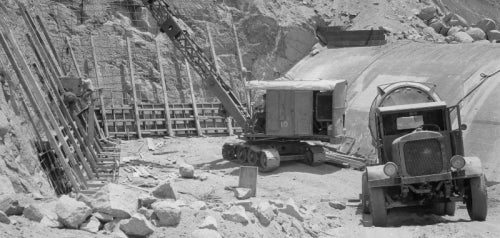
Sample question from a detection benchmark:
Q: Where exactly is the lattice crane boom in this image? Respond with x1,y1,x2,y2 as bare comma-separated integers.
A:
143,0,251,129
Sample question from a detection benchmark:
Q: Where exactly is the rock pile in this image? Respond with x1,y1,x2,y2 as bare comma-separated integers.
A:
416,6,500,43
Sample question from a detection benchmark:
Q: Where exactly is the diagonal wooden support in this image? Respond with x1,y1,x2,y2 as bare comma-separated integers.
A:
0,30,83,191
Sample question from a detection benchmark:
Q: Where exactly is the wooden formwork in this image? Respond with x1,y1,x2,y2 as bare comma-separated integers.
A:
94,102,243,138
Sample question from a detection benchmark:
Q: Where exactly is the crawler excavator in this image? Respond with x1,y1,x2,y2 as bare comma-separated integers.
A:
142,0,348,172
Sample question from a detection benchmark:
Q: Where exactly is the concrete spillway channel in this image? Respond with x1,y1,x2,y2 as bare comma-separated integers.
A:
286,41,500,181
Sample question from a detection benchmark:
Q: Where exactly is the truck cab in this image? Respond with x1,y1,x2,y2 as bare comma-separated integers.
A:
363,82,487,227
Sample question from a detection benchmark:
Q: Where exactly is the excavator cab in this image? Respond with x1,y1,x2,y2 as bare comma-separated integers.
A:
246,79,347,140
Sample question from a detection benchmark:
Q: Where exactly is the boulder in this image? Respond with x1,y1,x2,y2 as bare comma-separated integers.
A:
190,201,207,211
40,216,63,228
466,27,486,41
422,27,445,42
443,13,469,28
137,207,155,220
328,201,346,210
269,200,285,209
451,32,473,43
476,18,497,33
151,200,181,227
80,216,101,233
23,202,57,222
0,196,24,216
487,30,500,41
253,201,276,226
138,195,158,209
474,40,491,44
234,188,252,200
192,229,222,238
179,163,195,178
0,176,15,196
76,193,93,207
231,200,254,212
429,20,449,35
222,205,249,225
120,213,155,237
0,211,10,224
151,182,177,200
199,215,218,230
417,6,438,21
94,212,114,223
90,183,141,219
278,198,304,221
447,26,463,37
56,195,92,229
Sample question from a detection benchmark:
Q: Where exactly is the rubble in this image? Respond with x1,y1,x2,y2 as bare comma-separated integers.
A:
199,215,218,230
151,200,181,226
234,188,253,200
0,196,24,216
222,205,249,225
120,213,155,237
179,163,195,178
23,202,56,222
0,211,10,224
443,13,469,28
465,27,486,41
55,195,92,229
80,216,101,233
278,199,304,221
329,201,347,210
90,183,141,219
417,6,438,21
190,201,207,210
450,32,474,43
254,201,277,226
138,195,158,208
138,207,155,220
192,229,222,238
476,18,497,33
151,182,177,200
94,212,114,223
39,216,63,228
487,30,500,41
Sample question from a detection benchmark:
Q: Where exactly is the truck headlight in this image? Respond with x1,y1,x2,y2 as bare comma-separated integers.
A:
383,162,398,177
450,155,466,170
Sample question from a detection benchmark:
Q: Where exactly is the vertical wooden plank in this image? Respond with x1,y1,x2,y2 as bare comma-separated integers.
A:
0,30,82,191
185,59,202,136
27,34,99,173
126,37,142,138
238,166,258,197
90,35,109,137
35,15,61,68
66,36,82,77
232,24,252,115
155,39,174,137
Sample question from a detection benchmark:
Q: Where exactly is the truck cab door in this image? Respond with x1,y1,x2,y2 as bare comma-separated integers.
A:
448,105,464,156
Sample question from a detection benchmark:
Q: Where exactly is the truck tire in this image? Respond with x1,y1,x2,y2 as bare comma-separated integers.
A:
431,203,446,216
362,172,370,214
370,187,387,227
466,175,488,221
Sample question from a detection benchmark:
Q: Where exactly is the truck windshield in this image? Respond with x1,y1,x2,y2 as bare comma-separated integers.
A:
382,109,445,136
396,115,424,130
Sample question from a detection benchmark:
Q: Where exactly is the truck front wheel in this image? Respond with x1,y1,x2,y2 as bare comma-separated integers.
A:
466,175,488,221
370,187,387,227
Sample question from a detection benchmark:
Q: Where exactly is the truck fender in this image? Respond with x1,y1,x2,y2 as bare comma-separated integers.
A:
366,165,390,182
461,156,483,177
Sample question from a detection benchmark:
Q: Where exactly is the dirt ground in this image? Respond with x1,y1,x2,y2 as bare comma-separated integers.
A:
2,136,500,238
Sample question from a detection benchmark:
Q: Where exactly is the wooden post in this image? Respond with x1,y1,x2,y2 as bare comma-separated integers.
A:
66,36,82,77
232,24,252,116
206,23,221,74
126,37,142,139
26,34,99,174
207,23,233,136
155,39,174,137
185,59,202,136
35,15,61,69
0,30,82,191
90,35,109,137
239,166,258,197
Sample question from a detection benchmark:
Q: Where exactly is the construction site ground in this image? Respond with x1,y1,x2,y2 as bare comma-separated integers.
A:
2,136,499,238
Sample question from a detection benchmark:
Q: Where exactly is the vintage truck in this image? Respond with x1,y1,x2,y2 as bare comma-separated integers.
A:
362,81,487,226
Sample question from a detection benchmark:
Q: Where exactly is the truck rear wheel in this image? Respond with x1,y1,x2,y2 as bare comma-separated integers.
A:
466,175,488,221
222,143,236,160
370,187,387,227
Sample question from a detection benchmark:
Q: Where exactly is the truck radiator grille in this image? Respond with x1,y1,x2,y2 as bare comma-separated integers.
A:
403,139,443,176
